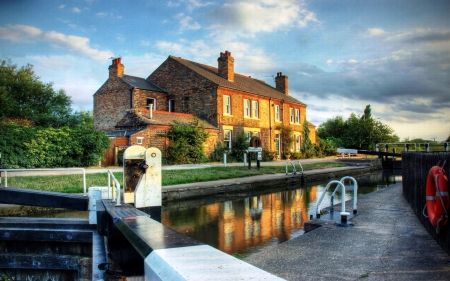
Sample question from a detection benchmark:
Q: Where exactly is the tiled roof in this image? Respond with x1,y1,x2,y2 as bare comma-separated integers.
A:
116,110,218,130
169,55,305,106
106,129,143,137
120,75,167,92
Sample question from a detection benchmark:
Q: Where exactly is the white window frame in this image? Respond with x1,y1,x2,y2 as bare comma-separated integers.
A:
147,98,156,110
168,99,175,112
296,135,301,151
295,109,300,123
244,99,250,117
223,95,231,115
275,105,280,122
290,108,295,123
224,130,232,149
252,100,259,118
137,137,144,145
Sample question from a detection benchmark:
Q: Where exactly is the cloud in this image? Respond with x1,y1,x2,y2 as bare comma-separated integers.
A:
176,13,201,30
0,24,42,42
368,28,386,36
0,24,113,61
207,0,319,35
72,7,81,13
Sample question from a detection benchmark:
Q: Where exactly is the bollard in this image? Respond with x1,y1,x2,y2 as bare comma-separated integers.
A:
223,153,227,167
335,211,353,227
243,153,247,166
426,143,429,152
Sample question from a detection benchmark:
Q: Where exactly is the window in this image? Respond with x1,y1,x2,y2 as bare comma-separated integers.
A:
245,131,252,142
252,101,259,118
275,105,280,121
244,99,250,117
169,99,175,112
147,98,156,110
223,95,231,115
294,135,301,151
295,109,300,123
137,137,144,145
290,108,295,123
224,130,232,149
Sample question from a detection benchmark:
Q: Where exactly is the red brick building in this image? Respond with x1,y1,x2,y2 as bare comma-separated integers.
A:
94,52,315,164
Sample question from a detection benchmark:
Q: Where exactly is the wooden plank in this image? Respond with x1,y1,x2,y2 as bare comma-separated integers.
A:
0,228,93,243
0,253,88,270
0,186,89,210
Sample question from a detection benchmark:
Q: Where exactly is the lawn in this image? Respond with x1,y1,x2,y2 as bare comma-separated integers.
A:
2,162,347,193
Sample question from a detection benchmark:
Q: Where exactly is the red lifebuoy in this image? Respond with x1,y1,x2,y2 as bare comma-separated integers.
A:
425,162,449,231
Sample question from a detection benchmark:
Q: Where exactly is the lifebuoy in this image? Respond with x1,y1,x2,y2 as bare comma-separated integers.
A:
425,162,449,232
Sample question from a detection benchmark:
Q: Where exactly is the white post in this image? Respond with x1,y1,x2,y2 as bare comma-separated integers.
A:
243,153,247,166
223,153,227,167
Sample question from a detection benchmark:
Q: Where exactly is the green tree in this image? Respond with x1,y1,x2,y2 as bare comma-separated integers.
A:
276,125,294,159
0,59,75,127
301,120,315,158
166,118,209,164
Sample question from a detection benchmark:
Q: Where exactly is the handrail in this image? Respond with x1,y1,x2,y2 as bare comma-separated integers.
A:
0,168,87,195
285,160,304,175
107,169,122,206
338,176,358,214
315,180,346,219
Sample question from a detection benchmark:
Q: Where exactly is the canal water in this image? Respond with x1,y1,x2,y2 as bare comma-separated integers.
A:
161,170,401,257
26,170,401,257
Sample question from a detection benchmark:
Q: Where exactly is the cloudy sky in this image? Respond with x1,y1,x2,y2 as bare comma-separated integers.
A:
1,0,449,141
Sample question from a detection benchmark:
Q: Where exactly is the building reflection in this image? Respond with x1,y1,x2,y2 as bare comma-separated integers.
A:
162,186,318,255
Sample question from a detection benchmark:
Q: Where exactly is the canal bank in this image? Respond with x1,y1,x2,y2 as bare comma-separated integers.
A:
244,182,450,281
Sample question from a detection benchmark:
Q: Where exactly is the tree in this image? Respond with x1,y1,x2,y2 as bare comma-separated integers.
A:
276,125,294,158
301,120,315,158
317,115,346,148
0,59,75,127
166,118,209,164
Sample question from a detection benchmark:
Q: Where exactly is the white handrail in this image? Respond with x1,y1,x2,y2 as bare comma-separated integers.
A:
107,169,121,206
315,180,346,218
285,160,304,175
0,168,87,195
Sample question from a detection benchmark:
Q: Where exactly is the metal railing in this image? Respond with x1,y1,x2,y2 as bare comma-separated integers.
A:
315,176,358,218
107,169,122,206
285,160,304,175
0,168,87,194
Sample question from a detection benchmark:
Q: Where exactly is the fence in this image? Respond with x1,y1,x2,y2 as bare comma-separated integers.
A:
402,152,450,255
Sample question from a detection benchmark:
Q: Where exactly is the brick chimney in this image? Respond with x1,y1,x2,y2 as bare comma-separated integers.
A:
109,57,124,78
217,51,234,82
275,72,288,95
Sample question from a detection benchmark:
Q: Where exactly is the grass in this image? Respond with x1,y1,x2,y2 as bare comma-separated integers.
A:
2,162,347,193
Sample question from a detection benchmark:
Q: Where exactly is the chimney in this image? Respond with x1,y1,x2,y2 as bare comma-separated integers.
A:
217,51,234,82
275,72,288,95
109,57,124,78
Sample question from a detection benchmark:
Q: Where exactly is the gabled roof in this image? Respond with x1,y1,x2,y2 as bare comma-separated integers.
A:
168,55,305,106
120,75,167,92
115,109,218,130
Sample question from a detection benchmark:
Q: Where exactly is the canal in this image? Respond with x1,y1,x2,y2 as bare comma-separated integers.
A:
26,170,401,257
161,170,401,257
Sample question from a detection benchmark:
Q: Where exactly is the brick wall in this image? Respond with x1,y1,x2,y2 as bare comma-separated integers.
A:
94,78,131,131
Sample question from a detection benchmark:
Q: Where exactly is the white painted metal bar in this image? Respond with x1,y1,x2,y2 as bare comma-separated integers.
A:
315,180,346,218
107,169,121,206
0,168,87,194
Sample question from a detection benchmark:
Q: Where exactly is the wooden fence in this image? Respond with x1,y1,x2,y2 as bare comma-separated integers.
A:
402,152,450,255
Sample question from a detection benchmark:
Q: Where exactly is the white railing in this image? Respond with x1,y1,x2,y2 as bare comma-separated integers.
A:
107,169,122,206
285,160,304,175
0,168,87,194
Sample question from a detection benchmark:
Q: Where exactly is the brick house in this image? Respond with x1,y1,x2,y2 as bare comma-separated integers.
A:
94,52,315,164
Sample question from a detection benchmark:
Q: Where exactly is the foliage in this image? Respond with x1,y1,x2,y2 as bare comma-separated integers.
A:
276,125,294,158
446,135,450,143
230,131,250,162
208,141,226,162
0,113,110,168
301,120,316,158
165,118,209,164
317,105,399,150
0,59,78,127
316,138,336,157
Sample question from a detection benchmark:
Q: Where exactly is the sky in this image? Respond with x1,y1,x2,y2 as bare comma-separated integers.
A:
1,0,449,142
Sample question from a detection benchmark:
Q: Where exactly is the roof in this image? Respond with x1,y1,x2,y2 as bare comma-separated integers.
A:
106,129,143,137
115,109,218,130
120,75,167,92
168,55,305,106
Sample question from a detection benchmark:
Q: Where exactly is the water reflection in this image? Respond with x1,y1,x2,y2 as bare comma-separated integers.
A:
162,171,402,256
